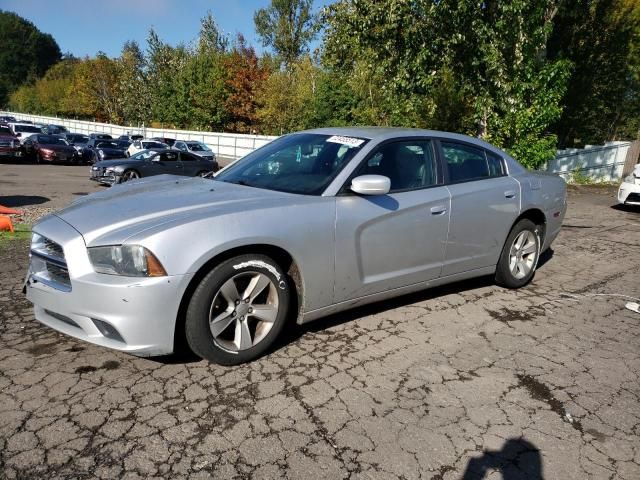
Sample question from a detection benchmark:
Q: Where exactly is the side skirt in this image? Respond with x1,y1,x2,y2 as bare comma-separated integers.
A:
299,266,496,325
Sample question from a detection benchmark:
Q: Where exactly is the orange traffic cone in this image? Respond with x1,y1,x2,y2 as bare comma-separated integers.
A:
0,215,14,233
0,205,22,215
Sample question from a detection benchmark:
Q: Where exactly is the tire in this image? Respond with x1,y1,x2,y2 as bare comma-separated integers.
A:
120,169,140,183
495,219,542,289
185,254,291,365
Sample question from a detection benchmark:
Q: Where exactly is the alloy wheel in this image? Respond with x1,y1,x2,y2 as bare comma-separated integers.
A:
508,230,538,279
208,272,280,352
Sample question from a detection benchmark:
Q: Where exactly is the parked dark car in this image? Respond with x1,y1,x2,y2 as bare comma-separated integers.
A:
118,133,144,142
173,140,217,162
0,124,22,160
88,133,113,140
150,136,176,147
84,139,129,164
0,115,17,123
22,134,78,164
62,133,90,155
90,148,218,185
43,124,69,135
88,140,130,163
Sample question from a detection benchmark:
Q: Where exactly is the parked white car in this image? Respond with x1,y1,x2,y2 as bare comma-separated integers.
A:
9,123,43,143
126,139,168,157
618,164,640,206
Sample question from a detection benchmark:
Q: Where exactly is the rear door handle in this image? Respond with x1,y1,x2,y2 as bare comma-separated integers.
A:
504,190,517,198
430,205,447,215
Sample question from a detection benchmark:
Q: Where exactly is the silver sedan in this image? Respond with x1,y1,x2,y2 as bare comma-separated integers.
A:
25,128,567,364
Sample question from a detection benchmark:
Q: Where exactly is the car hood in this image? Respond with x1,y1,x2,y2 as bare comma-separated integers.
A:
93,159,139,168
97,147,126,155
42,144,76,154
52,175,300,245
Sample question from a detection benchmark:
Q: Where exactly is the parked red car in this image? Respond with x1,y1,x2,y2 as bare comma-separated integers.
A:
22,134,78,164
0,124,22,160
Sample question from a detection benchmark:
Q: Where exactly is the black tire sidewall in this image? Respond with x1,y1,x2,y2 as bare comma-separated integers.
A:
185,254,291,365
495,219,541,289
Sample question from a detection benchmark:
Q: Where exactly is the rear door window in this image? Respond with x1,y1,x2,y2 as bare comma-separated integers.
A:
441,141,505,183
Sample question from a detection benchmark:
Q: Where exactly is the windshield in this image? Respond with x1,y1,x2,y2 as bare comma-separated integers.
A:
143,141,167,149
0,126,13,135
215,133,368,195
130,150,158,160
187,142,210,152
16,125,41,133
39,135,68,145
70,135,88,143
97,141,119,148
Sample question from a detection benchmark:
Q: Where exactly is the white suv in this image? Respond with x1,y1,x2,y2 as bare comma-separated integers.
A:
618,164,640,206
126,139,168,157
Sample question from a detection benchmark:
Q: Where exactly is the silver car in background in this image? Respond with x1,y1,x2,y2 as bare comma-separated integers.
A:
25,128,567,365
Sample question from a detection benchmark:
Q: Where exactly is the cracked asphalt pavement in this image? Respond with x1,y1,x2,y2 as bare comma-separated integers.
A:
1,184,639,479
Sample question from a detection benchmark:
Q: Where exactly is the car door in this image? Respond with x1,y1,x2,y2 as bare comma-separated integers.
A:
178,152,201,176
153,150,182,176
333,139,451,302
439,140,520,276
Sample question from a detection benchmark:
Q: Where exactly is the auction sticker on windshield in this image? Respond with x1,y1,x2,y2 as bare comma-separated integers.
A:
326,135,365,148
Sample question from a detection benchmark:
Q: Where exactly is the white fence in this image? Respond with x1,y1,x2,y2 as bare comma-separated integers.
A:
1,111,277,160
547,141,631,182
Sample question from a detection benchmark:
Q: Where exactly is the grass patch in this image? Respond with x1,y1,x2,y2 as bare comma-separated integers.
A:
0,224,32,247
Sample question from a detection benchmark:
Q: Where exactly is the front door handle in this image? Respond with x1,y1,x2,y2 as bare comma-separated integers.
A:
504,190,517,198
430,205,447,215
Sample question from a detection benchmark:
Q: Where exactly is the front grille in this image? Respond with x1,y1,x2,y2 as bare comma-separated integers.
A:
30,234,71,291
44,310,80,328
40,237,64,259
627,192,640,202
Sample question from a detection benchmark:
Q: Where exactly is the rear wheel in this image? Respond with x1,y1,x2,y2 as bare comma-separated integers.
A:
120,169,140,183
185,254,291,365
495,219,541,289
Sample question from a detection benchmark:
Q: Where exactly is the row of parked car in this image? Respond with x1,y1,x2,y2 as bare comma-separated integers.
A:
0,116,220,185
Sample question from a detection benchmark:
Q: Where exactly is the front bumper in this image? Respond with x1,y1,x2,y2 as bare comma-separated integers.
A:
25,215,194,356
618,180,640,205
90,166,119,185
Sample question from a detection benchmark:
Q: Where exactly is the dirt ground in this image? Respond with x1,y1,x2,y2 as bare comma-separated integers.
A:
0,168,639,479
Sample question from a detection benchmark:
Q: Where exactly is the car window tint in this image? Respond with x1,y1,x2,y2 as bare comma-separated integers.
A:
356,140,437,192
486,151,505,176
442,142,503,183
180,152,196,161
160,152,178,162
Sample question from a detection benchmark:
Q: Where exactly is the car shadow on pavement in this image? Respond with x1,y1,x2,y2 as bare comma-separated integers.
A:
461,438,543,479
0,195,50,207
154,249,556,366
611,203,640,214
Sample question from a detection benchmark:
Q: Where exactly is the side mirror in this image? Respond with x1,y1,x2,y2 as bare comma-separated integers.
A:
350,175,391,195
15,132,21,137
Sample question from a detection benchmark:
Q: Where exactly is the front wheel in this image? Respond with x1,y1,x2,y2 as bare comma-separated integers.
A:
495,219,541,289
120,169,140,183
185,254,291,365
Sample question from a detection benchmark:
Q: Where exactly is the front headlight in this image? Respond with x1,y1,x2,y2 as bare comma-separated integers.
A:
623,174,638,184
88,245,167,277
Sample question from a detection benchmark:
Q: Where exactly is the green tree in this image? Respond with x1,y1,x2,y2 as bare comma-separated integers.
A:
254,0,317,68
0,10,61,106
323,0,570,168
117,41,150,126
548,0,640,146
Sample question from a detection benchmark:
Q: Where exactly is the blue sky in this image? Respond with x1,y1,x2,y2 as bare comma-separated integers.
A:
0,0,334,57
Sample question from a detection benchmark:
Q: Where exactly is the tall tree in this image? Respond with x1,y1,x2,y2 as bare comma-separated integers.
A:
224,35,270,133
548,0,640,146
254,0,317,68
323,0,570,168
0,10,61,106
